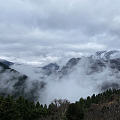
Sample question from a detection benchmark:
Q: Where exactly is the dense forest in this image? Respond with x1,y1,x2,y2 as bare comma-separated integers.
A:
1,89,120,120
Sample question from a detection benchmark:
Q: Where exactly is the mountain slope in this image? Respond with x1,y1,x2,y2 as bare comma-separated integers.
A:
8,50,120,104
0,59,14,66
0,61,46,101
67,89,120,120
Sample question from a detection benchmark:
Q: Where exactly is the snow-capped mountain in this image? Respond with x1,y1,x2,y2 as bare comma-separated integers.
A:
93,50,120,60
1,50,120,104
11,50,120,84
9,50,120,80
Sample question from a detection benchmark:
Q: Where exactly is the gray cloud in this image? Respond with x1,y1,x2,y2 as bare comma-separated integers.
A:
0,0,120,64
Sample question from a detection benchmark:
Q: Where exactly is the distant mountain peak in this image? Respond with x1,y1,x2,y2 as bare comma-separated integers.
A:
93,50,120,60
0,59,14,66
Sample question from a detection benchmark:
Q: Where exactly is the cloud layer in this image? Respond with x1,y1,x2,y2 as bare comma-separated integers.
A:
1,0,120,64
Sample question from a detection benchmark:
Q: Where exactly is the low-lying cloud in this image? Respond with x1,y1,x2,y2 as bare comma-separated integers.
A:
42,57,120,104
11,54,120,104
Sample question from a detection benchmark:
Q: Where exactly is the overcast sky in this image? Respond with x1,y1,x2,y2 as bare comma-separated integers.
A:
0,0,120,65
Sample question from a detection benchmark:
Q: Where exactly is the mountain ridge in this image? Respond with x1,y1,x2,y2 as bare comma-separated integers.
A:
1,50,120,104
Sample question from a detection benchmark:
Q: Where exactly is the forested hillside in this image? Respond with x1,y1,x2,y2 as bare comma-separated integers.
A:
1,89,120,120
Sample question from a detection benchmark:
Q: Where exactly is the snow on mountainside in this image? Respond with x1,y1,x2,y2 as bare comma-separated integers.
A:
93,50,120,60
1,50,120,104
4,50,120,79
11,50,120,84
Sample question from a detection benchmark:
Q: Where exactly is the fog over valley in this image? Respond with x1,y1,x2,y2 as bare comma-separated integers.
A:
0,51,119,105
1,0,120,105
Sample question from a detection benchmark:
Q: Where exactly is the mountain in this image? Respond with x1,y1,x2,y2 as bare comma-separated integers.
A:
1,51,120,119
12,50,120,80
2,50,120,104
38,50,120,80
42,63,59,75
0,88,120,120
61,50,120,75
0,61,45,101
39,50,120,94
94,50,120,60
66,89,120,120
0,61,26,97
37,50,120,77
0,59,14,66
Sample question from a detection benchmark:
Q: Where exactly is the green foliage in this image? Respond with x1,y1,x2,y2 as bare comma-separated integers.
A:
0,95,48,120
66,89,120,120
0,89,120,120
0,95,20,120
66,103,84,120
0,96,69,120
